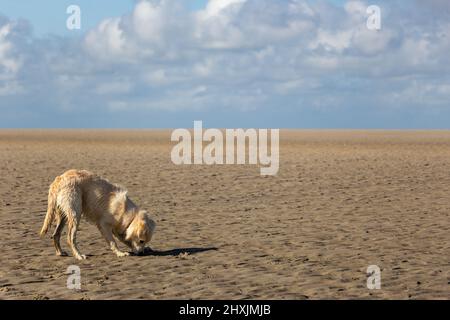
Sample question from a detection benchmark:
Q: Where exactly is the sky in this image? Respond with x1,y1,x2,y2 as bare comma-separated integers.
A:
0,0,449,128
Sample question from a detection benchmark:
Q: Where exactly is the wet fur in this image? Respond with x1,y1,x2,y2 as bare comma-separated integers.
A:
40,170,156,260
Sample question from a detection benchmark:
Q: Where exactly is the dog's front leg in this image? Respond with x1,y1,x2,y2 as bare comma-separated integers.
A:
98,223,130,257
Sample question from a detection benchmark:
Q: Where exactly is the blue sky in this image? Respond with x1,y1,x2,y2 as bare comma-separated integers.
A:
0,0,346,36
0,0,449,128
0,0,209,36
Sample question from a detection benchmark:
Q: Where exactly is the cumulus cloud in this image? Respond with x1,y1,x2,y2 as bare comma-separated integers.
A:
0,16,30,96
0,0,450,127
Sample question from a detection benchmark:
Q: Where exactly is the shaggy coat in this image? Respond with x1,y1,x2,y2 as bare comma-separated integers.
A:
40,170,156,260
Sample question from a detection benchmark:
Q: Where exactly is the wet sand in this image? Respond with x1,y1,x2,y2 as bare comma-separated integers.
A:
0,130,449,299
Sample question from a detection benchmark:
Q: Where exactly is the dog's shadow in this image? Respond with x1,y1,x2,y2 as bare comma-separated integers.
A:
134,246,218,257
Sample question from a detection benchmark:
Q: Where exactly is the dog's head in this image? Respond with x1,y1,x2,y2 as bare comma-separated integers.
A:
124,210,156,254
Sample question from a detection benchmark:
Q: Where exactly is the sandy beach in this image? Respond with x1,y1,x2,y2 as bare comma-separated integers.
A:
0,130,449,299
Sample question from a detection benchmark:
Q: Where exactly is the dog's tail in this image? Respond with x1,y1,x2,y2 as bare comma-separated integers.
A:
40,191,57,237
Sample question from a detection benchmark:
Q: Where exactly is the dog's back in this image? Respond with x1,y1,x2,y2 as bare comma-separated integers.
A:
40,169,125,235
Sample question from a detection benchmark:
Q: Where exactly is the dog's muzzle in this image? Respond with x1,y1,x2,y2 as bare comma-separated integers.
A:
133,246,145,255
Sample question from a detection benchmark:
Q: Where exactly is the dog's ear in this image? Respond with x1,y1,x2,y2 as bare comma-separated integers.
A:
139,210,156,232
139,210,151,223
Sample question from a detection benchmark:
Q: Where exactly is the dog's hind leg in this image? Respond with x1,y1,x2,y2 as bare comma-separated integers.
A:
63,190,86,260
52,211,67,256
67,214,86,260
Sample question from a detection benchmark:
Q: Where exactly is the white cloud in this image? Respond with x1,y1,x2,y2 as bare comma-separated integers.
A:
345,0,367,17
311,29,353,53
0,20,26,96
0,24,19,74
84,17,126,60
132,0,166,42
95,80,133,95
1,0,450,127
203,0,246,17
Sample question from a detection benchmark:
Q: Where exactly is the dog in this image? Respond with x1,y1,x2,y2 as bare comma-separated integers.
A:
40,170,156,260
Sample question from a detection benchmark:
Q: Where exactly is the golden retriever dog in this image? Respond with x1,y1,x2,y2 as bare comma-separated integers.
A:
40,170,156,260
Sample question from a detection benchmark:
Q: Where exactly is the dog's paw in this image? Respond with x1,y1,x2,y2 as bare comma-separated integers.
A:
116,251,130,257
75,254,87,260
57,251,68,257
